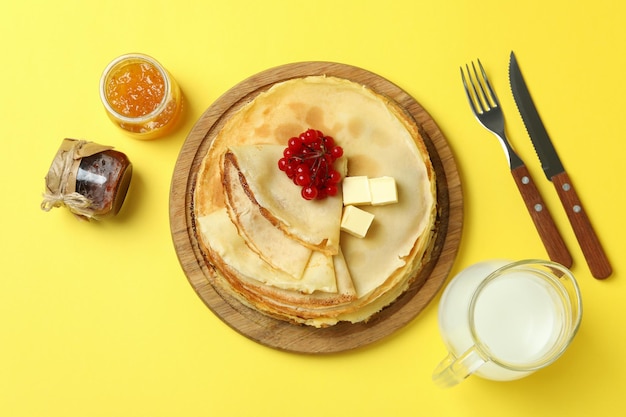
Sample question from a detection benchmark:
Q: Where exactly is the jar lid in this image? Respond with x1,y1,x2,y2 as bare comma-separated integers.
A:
41,139,114,220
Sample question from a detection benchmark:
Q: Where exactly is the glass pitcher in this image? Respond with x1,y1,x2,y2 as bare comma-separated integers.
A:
432,259,582,388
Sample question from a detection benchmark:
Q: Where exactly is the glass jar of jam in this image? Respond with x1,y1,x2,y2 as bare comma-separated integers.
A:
41,139,133,220
99,53,183,140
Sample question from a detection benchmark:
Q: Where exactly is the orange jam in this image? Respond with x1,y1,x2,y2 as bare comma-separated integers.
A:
106,61,165,118
100,54,183,139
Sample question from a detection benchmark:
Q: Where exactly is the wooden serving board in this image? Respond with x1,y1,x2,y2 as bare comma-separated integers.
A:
169,62,463,354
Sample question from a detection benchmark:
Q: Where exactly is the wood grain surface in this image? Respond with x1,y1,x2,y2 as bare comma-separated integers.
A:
169,62,463,353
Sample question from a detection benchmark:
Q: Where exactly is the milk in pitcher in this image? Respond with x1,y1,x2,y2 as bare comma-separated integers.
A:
437,260,569,381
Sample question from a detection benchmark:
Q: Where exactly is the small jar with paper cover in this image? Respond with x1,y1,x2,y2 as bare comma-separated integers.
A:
41,139,133,220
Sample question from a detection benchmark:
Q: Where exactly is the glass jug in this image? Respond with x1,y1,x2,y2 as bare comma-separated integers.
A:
433,260,582,387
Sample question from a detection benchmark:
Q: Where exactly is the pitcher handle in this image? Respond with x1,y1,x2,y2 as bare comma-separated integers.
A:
432,347,485,388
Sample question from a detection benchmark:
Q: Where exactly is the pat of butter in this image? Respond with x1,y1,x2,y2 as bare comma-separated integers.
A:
340,205,375,238
342,176,371,206
369,176,398,205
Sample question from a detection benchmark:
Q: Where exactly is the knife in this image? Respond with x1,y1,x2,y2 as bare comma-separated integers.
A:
508,51,612,279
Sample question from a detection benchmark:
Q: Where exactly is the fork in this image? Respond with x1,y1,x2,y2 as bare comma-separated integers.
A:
461,60,572,267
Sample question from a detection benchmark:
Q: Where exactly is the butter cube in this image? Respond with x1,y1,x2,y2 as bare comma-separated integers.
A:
340,205,375,238
369,176,398,206
342,176,371,206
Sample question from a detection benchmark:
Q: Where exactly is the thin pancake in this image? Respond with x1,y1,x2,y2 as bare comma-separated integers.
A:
228,144,345,255
198,208,356,300
223,150,313,280
193,75,436,326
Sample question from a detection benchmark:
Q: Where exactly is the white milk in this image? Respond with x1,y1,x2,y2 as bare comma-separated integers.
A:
438,260,566,381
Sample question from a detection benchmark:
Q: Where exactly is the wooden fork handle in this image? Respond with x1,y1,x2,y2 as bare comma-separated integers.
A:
551,171,612,279
511,165,573,268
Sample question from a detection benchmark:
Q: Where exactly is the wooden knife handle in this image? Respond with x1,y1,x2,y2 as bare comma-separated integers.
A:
552,171,612,279
511,165,572,268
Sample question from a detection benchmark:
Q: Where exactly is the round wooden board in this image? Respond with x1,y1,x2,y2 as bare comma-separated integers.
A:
169,62,463,354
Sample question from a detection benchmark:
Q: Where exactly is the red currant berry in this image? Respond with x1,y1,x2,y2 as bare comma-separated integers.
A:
295,163,310,176
316,188,328,200
310,138,322,150
322,136,335,149
278,157,288,171
300,129,312,143
302,186,318,200
285,164,296,178
288,137,301,151
325,184,338,196
295,173,311,186
328,170,341,184
331,146,343,159
305,129,318,140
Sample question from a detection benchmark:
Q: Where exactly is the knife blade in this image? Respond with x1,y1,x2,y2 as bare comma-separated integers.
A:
508,51,612,279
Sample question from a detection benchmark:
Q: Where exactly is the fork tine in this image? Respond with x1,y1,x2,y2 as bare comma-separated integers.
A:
469,62,491,111
461,64,486,114
468,63,487,113
474,59,500,108
460,66,480,114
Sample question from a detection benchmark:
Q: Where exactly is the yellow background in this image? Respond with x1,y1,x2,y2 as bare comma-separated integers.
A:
2,0,625,416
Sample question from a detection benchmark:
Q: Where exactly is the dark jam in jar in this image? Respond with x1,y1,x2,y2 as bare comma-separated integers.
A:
75,150,132,217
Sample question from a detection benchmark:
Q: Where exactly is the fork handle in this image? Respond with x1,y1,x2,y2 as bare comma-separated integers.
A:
510,165,573,268
551,171,612,279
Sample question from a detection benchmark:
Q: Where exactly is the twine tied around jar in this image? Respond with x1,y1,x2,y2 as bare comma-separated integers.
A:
41,139,113,220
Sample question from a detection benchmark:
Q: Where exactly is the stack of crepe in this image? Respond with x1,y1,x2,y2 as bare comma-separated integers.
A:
194,76,437,327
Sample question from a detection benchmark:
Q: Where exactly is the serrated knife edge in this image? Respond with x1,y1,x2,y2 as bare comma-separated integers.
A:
508,51,565,180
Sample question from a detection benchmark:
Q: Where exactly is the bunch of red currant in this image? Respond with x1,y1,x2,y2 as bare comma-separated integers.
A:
278,128,344,200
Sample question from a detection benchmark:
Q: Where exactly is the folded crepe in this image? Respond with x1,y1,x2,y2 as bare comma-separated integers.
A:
197,208,357,302
223,149,313,280
225,144,346,255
